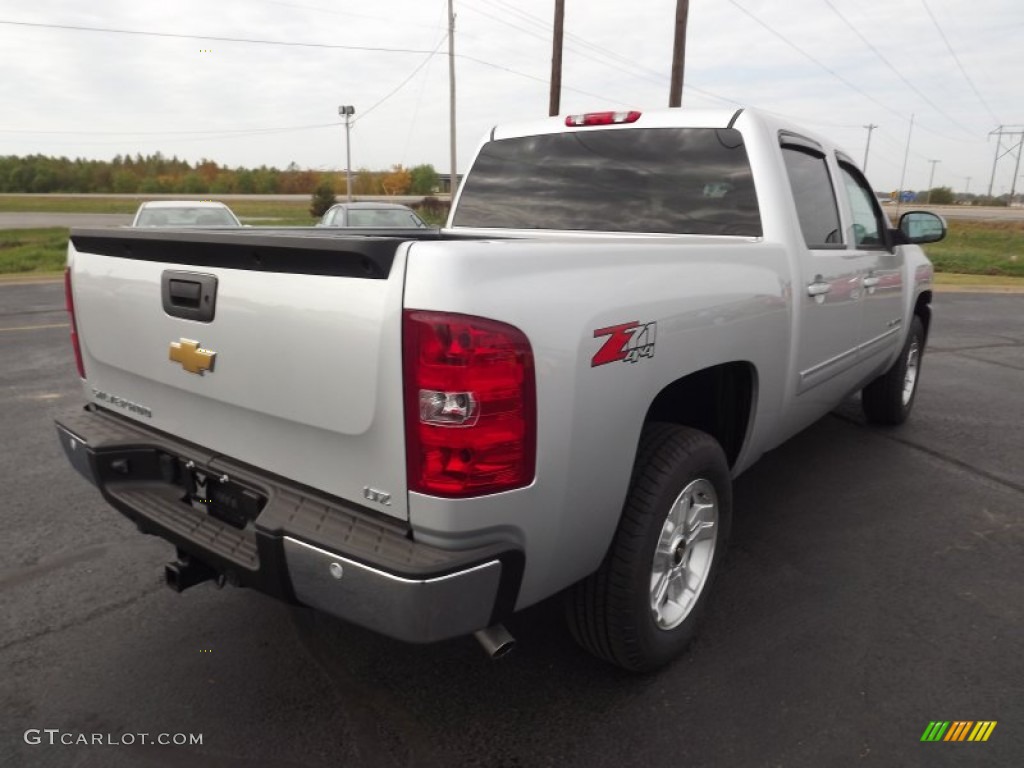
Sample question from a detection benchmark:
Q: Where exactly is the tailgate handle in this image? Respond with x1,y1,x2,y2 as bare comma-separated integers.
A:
169,279,201,307
162,271,217,322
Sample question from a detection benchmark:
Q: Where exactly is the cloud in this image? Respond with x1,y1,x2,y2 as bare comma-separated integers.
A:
0,0,1020,191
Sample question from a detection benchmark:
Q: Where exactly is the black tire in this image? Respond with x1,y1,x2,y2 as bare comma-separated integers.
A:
862,315,925,426
566,423,732,672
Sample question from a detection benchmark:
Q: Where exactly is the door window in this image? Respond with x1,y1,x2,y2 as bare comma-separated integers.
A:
781,146,842,248
839,163,888,248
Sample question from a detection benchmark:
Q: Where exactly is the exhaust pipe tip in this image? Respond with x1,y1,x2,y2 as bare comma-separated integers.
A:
474,624,516,660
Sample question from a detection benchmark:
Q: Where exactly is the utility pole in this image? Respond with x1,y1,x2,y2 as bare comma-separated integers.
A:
965,176,971,196
926,159,940,204
988,126,1002,197
549,0,565,116
1009,133,1024,206
987,125,1024,199
897,114,913,215
862,124,878,171
338,105,355,201
668,0,689,107
448,0,458,198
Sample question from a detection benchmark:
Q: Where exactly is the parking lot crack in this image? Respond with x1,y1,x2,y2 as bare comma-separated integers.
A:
0,585,164,654
831,413,1024,496
948,350,1024,372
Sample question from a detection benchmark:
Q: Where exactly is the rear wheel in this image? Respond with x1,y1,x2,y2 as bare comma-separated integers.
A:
862,315,925,425
566,423,732,672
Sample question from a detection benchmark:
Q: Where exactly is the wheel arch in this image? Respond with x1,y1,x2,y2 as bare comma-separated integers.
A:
642,362,757,469
914,290,933,344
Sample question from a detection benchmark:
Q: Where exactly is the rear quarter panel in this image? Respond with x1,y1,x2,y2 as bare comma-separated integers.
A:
403,237,792,608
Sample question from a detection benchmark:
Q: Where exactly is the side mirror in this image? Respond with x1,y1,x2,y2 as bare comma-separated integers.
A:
898,211,947,244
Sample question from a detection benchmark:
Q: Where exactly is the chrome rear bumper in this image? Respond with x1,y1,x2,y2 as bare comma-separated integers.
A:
284,538,502,643
55,405,519,643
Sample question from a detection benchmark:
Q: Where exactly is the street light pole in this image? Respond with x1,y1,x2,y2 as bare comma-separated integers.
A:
339,105,355,201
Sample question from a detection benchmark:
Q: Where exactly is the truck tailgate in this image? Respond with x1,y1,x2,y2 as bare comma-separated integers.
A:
67,228,414,520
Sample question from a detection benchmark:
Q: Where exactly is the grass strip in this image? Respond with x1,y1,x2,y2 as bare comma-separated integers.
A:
0,195,317,219
922,219,1024,278
2,213,1023,277
0,228,69,273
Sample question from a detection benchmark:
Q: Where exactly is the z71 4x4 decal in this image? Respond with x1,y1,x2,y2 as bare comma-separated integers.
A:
591,321,657,367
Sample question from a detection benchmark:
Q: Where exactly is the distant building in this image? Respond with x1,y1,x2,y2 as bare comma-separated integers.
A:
435,173,464,194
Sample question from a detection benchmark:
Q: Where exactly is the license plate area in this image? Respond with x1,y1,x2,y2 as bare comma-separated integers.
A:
185,467,266,529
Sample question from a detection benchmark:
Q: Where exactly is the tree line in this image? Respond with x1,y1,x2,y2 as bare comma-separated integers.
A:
0,153,440,196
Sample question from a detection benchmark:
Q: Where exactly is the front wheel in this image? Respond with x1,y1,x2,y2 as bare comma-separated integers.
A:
862,315,926,425
566,423,732,672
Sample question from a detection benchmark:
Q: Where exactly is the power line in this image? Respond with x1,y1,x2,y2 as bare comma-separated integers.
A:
723,1,982,144
919,0,1000,124
465,0,735,107
725,1,903,119
470,0,993,145
0,123,340,148
401,1,448,165
483,1,669,84
253,0,442,31
354,33,448,124
455,52,632,105
873,127,968,178
823,0,976,137
13,14,626,105
0,17,631,116
0,19,437,54
459,1,670,91
461,1,751,108
0,123,337,137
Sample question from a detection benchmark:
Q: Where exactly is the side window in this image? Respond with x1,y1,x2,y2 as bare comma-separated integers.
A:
781,146,842,248
839,162,887,248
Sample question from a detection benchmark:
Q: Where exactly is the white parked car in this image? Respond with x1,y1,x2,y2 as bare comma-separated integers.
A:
131,200,242,227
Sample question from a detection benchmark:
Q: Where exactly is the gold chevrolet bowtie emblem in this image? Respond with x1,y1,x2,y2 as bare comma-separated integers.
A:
169,339,216,375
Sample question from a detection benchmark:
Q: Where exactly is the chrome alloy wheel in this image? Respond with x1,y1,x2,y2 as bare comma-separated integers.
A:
902,339,921,407
649,478,718,631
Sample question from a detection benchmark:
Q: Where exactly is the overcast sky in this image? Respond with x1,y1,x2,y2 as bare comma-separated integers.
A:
0,0,1022,193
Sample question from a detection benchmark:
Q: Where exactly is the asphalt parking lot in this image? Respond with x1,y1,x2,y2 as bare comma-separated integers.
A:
1,283,1021,767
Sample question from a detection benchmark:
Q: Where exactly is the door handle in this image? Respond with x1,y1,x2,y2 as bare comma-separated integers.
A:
862,275,880,288
807,280,831,297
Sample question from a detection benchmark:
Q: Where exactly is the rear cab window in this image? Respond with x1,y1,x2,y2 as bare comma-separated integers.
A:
452,127,762,236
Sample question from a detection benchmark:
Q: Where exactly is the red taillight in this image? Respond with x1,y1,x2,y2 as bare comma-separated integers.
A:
403,310,536,498
565,110,641,127
64,267,85,378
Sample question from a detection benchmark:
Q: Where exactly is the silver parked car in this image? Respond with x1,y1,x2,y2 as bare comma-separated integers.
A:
319,202,426,228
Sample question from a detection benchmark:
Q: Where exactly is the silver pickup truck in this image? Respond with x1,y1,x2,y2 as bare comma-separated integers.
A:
55,107,946,671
